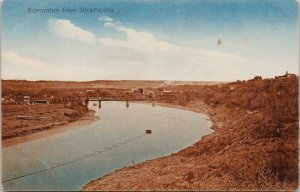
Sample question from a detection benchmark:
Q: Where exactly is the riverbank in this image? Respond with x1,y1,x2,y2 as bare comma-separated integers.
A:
2,104,98,147
82,76,298,191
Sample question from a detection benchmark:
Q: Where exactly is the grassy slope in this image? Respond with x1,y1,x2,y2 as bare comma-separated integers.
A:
82,76,299,191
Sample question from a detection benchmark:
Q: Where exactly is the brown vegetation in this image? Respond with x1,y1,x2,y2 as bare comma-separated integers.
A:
82,75,298,191
2,104,88,141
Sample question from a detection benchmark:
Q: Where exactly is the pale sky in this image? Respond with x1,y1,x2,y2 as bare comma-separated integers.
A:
1,0,299,81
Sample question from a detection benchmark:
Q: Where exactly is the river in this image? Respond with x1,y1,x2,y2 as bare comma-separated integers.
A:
2,101,213,191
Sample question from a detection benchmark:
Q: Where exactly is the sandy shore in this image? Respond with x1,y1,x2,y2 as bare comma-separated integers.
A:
3,110,98,147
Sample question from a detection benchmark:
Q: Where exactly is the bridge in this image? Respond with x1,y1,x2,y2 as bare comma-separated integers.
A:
85,97,133,108
84,95,177,108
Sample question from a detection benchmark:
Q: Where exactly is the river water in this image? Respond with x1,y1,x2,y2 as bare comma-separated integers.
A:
2,101,213,191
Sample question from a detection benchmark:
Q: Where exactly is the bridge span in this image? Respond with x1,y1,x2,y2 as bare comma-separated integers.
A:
84,95,176,108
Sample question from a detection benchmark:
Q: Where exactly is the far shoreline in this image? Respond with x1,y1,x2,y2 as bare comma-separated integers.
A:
2,110,98,147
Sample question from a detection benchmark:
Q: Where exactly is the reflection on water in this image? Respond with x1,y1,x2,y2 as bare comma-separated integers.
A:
3,101,212,191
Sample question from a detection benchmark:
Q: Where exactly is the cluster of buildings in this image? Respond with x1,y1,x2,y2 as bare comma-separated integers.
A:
1,95,50,105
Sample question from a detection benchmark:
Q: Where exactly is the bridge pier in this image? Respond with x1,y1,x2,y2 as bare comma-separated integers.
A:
99,101,101,108
152,101,155,107
84,99,89,106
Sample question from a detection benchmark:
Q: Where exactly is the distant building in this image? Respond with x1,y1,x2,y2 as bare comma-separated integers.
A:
144,90,154,95
24,96,30,104
163,81,175,85
137,88,143,94
9,98,15,103
132,88,144,94
163,90,172,93
33,100,49,104
275,71,295,79
65,101,72,107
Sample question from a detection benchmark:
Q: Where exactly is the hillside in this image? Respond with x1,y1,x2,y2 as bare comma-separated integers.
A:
82,75,299,191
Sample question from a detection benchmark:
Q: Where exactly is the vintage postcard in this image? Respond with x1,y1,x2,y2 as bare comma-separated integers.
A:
1,0,299,191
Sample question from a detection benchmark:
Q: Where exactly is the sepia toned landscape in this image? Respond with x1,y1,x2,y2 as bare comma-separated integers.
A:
1,0,299,191
2,73,299,190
